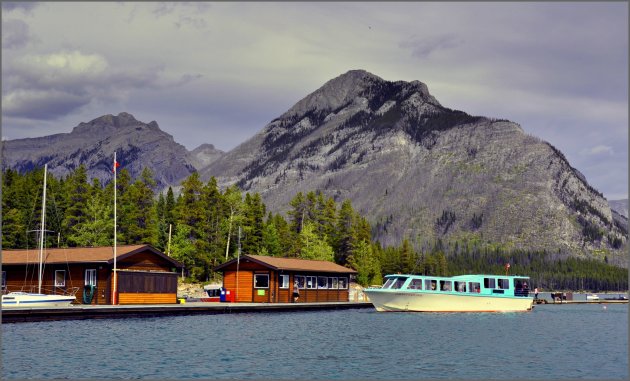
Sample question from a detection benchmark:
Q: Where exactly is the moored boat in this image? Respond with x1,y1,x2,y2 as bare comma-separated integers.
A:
1,164,76,309
364,274,534,312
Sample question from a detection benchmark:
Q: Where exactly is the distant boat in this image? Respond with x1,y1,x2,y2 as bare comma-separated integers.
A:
364,274,534,312
586,294,600,301
1,164,76,308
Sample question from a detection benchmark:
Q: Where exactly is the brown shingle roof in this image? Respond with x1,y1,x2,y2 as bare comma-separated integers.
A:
1,244,181,267
214,254,357,274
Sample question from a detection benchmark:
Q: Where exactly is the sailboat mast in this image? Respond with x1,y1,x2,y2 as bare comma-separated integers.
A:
38,164,48,294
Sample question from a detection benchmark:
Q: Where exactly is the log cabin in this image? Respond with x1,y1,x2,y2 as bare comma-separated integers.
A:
213,255,357,303
1,244,183,305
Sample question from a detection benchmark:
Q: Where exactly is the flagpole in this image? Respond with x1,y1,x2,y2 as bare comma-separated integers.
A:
113,151,118,305
236,226,241,303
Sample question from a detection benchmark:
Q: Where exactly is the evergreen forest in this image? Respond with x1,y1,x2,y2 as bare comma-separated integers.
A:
2,166,627,292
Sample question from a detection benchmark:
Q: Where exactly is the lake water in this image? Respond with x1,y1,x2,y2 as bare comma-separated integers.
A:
2,304,627,379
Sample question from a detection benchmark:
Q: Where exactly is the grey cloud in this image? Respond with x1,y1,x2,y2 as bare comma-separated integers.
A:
1,2,39,13
3,89,90,120
2,19,31,49
399,34,464,59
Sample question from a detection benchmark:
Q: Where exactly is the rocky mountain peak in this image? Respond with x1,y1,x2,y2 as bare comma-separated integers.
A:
71,112,144,134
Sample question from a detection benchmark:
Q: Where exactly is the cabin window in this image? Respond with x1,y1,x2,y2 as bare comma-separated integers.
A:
383,278,396,289
468,282,481,293
425,279,437,291
329,277,338,289
318,276,328,289
455,281,466,292
306,276,317,289
391,277,408,289
484,278,496,289
514,278,530,296
85,269,97,286
1,271,6,291
338,277,348,289
295,275,306,289
54,270,66,287
279,274,289,289
440,280,452,291
254,274,269,289
407,279,423,290
498,278,510,289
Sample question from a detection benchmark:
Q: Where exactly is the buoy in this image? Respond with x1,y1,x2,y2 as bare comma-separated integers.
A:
602,305,607,310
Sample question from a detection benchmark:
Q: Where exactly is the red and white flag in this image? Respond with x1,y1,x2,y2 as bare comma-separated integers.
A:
112,161,121,173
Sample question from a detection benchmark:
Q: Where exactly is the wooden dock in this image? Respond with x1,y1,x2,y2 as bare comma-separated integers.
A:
1,302,374,323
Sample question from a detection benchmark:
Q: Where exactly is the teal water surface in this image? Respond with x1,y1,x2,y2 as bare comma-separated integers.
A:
2,303,627,379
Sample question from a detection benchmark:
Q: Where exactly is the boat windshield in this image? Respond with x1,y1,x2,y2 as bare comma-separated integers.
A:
384,277,408,289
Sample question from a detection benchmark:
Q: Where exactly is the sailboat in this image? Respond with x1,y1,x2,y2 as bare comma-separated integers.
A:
2,164,76,308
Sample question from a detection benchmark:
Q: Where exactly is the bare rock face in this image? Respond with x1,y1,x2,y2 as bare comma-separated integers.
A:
200,70,627,265
2,112,197,189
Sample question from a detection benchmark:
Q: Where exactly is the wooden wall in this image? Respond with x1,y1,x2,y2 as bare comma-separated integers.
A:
219,268,351,303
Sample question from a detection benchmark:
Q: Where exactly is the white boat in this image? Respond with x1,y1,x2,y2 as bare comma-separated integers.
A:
2,164,76,308
586,294,600,301
2,292,75,307
364,273,534,312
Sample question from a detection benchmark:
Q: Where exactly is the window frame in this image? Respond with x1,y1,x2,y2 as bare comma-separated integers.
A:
85,269,97,286
54,270,66,287
279,274,289,289
338,277,348,289
254,273,270,289
425,279,437,291
295,275,306,289
498,278,510,289
317,276,328,289
306,276,317,289
484,277,496,289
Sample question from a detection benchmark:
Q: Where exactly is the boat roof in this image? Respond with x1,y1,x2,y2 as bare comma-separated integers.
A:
384,274,530,279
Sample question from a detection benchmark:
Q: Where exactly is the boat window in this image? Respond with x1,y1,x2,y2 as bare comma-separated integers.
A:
54,270,66,287
318,276,328,289
440,280,452,291
484,278,496,289
85,269,97,286
390,277,408,289
455,281,466,292
295,275,306,289
338,278,348,289
306,276,317,289
514,278,530,296
407,279,423,290
254,274,269,289
329,277,338,289
425,279,437,291
468,282,481,293
498,278,510,289
279,274,289,289
383,278,396,289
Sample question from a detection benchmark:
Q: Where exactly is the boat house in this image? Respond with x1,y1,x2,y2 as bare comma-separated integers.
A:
2,244,183,305
213,255,357,303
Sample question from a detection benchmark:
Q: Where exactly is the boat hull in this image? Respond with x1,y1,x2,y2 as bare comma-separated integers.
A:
2,292,75,308
364,289,533,312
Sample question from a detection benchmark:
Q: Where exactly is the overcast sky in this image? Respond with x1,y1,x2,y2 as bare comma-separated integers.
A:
2,2,628,200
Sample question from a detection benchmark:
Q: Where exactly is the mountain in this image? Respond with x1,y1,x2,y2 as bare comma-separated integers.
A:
2,112,197,188
609,199,628,219
200,70,627,265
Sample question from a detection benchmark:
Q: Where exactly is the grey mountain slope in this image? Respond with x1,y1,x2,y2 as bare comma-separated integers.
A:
608,199,628,219
2,112,199,188
200,70,627,265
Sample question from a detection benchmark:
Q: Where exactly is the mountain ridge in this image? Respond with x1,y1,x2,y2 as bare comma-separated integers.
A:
2,70,626,265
